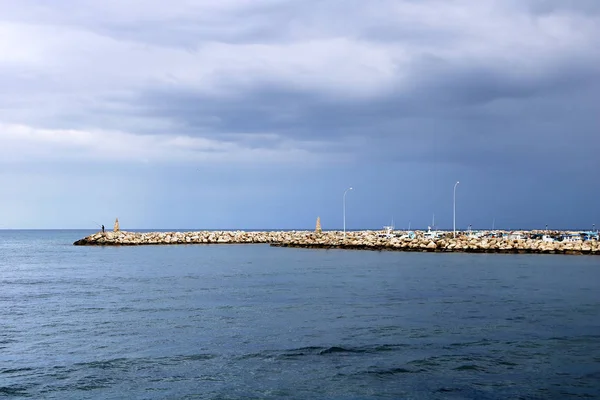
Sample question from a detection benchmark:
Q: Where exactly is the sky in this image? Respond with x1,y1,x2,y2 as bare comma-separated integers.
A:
0,0,599,230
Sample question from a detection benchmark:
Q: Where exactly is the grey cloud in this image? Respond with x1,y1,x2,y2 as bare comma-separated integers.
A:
1,0,599,169
124,49,599,170
524,0,600,15
0,0,315,48
1,0,600,229
2,0,599,49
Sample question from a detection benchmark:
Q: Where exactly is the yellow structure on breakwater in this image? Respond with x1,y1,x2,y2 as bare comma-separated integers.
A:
73,230,600,256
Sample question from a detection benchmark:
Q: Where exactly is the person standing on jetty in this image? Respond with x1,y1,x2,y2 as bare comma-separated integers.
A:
101,225,105,233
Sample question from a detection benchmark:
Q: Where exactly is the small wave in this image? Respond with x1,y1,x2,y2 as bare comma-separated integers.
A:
73,380,113,391
337,366,425,380
371,344,408,352
1,367,34,374
497,360,518,367
239,343,405,360
319,346,364,355
280,346,323,357
0,386,28,396
306,344,404,356
447,339,496,348
71,353,216,372
516,341,543,349
454,364,486,372
0,279,48,286
171,354,216,362
264,346,345,358
407,357,441,368
436,387,462,393
582,371,600,381
366,367,421,376
74,358,129,370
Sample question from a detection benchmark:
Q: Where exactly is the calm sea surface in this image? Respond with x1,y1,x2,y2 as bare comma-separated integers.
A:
1,230,599,399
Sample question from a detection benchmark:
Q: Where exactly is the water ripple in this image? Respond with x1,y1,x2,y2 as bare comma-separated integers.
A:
1,232,599,399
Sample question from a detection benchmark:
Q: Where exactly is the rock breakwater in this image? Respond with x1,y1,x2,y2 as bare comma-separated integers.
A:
73,230,599,255
73,230,292,246
273,231,600,255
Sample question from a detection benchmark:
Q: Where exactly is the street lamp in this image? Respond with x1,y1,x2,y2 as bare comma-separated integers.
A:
453,181,460,238
343,187,353,238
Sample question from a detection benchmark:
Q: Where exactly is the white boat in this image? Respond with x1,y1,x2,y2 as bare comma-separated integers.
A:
506,232,526,240
378,225,394,238
424,227,442,240
399,231,416,240
561,234,582,243
542,235,555,242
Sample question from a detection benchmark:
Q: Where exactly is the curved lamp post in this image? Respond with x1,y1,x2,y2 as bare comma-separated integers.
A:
453,181,460,238
343,187,353,238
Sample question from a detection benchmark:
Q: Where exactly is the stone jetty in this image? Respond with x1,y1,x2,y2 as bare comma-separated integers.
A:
73,230,288,246
272,231,600,256
73,230,600,256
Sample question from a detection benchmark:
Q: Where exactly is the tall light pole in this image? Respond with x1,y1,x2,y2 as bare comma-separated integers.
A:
343,187,353,238
453,181,460,238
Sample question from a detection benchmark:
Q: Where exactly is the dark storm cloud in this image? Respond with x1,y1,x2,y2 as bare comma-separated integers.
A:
130,49,600,169
1,0,600,229
1,0,599,168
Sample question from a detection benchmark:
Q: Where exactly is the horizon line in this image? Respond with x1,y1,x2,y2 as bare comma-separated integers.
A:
0,227,596,231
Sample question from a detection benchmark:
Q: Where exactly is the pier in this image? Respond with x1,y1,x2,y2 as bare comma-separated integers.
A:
73,230,600,255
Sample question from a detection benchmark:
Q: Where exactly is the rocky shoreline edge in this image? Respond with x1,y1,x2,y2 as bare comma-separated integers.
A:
73,230,600,256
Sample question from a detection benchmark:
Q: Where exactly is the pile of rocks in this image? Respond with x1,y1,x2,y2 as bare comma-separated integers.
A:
73,230,600,255
73,230,311,246
273,231,600,255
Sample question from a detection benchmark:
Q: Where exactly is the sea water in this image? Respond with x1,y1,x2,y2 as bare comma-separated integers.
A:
1,230,599,399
